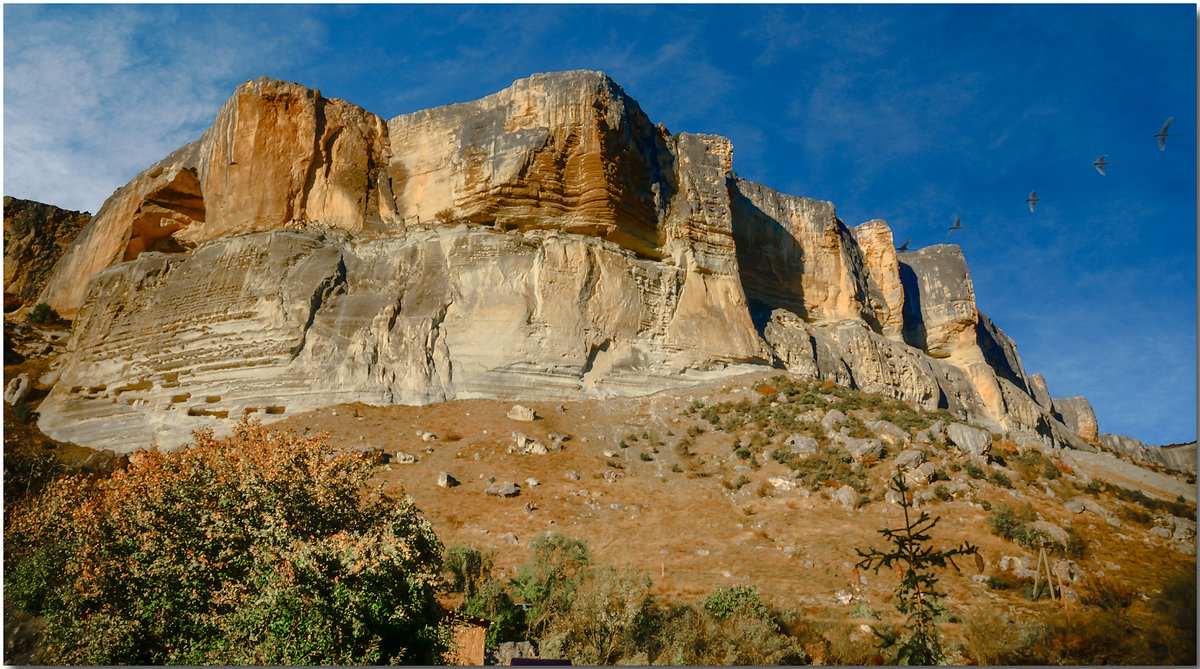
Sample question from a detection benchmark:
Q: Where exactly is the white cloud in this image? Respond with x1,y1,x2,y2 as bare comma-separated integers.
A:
3,5,325,212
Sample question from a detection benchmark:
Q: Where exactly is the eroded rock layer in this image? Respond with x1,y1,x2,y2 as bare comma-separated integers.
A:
3,197,91,311
35,70,1106,452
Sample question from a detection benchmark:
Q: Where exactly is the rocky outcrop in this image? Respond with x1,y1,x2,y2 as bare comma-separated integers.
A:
1097,434,1196,475
3,197,91,311
1052,396,1099,443
31,70,1127,453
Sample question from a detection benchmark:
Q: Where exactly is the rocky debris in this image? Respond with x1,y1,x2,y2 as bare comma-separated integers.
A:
785,434,820,455
602,449,620,458
867,419,910,445
1064,498,1110,517
1029,520,1069,547
510,433,549,455
437,472,459,488
998,555,1036,580
768,476,797,491
834,590,856,605
393,452,417,464
821,409,848,434
485,481,521,498
835,485,858,509
525,477,540,488
603,470,624,482
885,489,904,506
894,449,925,470
421,432,437,442
507,404,537,422
565,471,581,481
500,533,520,545
946,423,991,459
1052,560,1082,583
547,432,569,449
4,373,31,406
732,465,752,474
906,461,937,486
836,435,885,462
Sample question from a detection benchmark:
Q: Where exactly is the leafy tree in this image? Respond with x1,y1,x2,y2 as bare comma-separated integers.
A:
5,418,450,665
855,473,978,665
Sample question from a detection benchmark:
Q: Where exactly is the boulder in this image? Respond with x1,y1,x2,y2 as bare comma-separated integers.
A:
437,472,459,488
1052,396,1099,443
839,436,885,462
785,434,820,456
394,452,417,464
4,373,31,405
946,423,991,459
507,404,537,422
866,419,910,445
906,461,937,486
835,485,859,509
821,409,849,433
894,449,925,470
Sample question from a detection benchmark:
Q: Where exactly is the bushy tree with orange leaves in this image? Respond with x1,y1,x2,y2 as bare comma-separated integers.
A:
5,418,449,665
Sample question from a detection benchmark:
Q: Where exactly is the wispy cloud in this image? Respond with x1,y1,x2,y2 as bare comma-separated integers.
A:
3,5,326,212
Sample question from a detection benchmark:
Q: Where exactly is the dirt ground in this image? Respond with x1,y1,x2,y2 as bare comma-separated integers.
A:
269,370,1197,631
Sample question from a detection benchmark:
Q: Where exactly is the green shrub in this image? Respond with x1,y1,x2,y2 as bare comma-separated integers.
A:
933,484,951,501
1080,574,1135,611
24,302,60,325
783,445,867,492
4,418,449,665
639,451,653,462
703,584,770,621
509,533,591,639
443,545,494,597
965,461,985,479
989,471,1013,488
537,565,659,665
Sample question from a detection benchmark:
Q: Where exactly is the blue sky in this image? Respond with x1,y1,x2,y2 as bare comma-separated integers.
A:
4,4,1196,445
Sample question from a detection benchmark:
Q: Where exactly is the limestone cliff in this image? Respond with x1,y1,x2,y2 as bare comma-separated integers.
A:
33,71,1103,453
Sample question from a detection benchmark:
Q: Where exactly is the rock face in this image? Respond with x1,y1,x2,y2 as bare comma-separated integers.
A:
1052,396,1099,443
30,70,1131,453
3,197,91,311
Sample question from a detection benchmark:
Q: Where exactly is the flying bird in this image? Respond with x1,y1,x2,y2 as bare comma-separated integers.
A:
1025,191,1047,212
896,238,911,252
1092,155,1116,175
1154,117,1178,151
948,217,968,233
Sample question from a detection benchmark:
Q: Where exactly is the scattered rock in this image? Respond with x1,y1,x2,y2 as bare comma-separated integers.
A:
603,470,624,482
525,477,540,488
894,449,925,470
768,476,797,491
835,485,858,509
1029,520,1069,546
548,432,568,450
353,446,390,465
566,471,581,481
507,404,537,422
785,434,820,456
867,419,910,445
437,472,459,488
1150,526,1173,538
491,641,536,666
906,461,937,486
1052,559,1081,583
4,373,31,405
732,465,752,474
486,481,521,498
421,432,437,442
838,435,884,462
394,452,417,464
821,409,848,433
510,433,548,455
885,489,903,506
834,589,855,605
500,533,520,545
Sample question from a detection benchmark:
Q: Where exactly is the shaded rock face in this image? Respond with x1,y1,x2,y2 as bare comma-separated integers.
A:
34,70,1104,452
3,197,91,311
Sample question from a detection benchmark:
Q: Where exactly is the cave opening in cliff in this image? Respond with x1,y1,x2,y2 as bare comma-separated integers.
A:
122,168,205,261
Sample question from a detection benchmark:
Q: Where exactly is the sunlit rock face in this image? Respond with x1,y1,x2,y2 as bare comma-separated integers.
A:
37,70,1085,451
